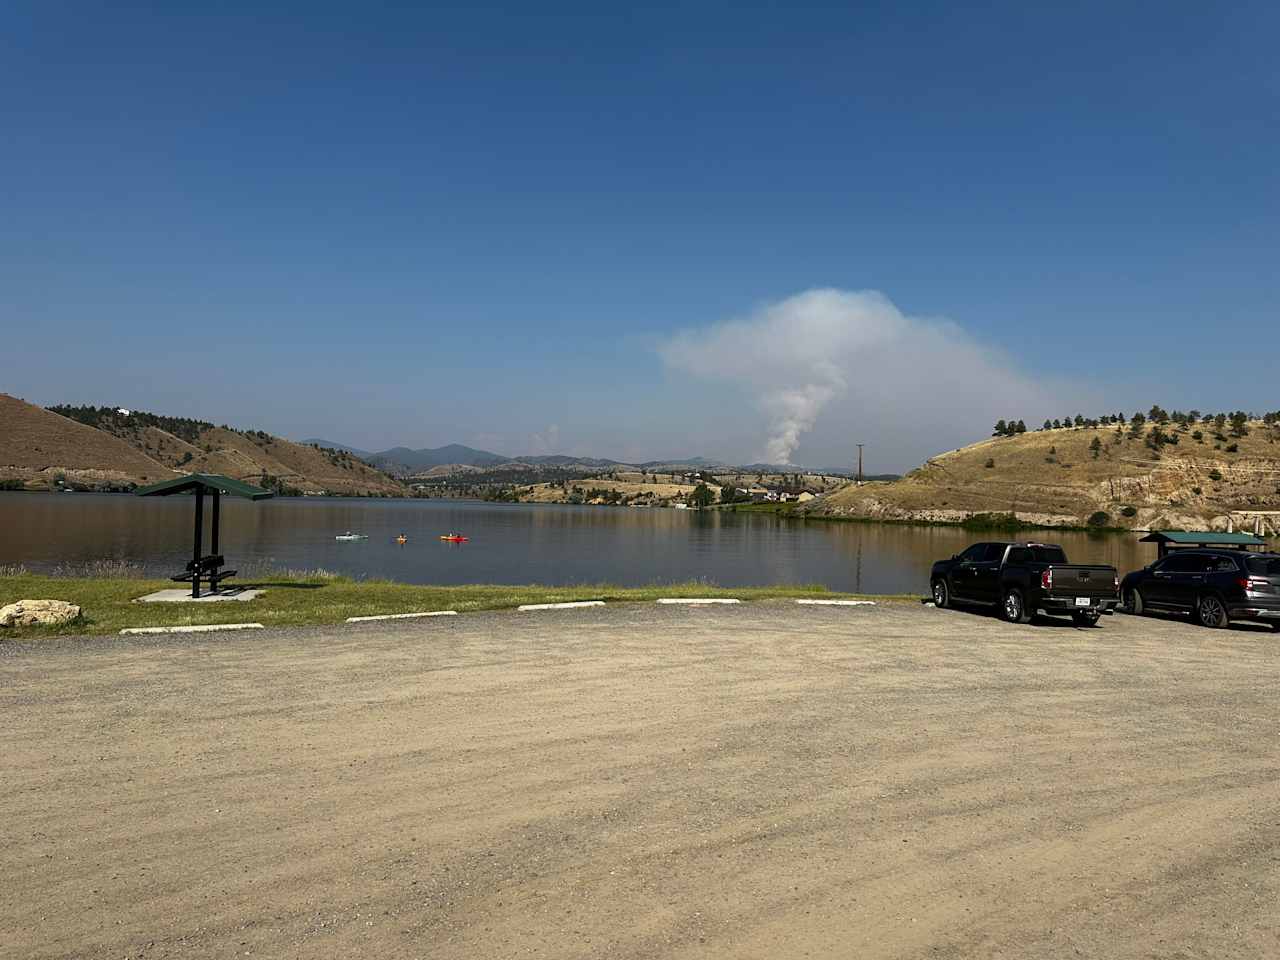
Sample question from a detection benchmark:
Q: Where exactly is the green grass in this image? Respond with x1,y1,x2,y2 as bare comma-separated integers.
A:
0,573,914,639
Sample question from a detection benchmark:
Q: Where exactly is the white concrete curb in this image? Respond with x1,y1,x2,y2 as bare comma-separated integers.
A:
121,623,264,635
518,601,606,611
794,599,877,606
656,598,741,605
346,611,458,622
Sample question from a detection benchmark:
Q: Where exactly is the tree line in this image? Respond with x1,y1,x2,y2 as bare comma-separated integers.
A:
995,407,1280,439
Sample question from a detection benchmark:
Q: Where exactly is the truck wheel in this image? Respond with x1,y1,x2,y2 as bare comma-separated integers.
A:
1072,611,1101,627
1197,594,1229,629
1002,588,1033,624
931,579,949,609
1126,588,1145,616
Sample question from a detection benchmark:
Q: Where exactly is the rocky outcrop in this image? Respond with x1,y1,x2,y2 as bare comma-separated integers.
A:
0,599,82,628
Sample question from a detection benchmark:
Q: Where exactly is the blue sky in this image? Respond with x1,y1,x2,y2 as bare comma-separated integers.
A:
3,1,1276,470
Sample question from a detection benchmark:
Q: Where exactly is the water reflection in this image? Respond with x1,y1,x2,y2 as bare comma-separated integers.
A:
0,493,1156,594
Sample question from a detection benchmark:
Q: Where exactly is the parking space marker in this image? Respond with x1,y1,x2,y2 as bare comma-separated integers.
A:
518,601,606,611
121,623,264,635
795,599,876,606
656,598,741,605
346,611,458,622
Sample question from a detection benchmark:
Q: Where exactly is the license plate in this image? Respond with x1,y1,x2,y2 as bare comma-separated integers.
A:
1075,597,1091,607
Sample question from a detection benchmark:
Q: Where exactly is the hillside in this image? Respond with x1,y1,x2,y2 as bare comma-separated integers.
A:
0,394,171,490
7,400,406,496
807,416,1280,533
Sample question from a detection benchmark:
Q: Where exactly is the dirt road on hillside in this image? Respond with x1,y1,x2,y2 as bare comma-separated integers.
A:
2,604,1278,959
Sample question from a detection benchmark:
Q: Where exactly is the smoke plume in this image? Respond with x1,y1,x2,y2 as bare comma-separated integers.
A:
659,288,1081,467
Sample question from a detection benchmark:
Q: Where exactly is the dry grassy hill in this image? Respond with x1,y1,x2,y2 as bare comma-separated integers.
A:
516,477,715,505
0,394,171,490
808,418,1280,533
1,397,405,496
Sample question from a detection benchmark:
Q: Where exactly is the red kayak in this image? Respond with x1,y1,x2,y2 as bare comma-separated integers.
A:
439,535,469,543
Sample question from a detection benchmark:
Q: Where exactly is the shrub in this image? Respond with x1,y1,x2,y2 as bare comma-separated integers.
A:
984,458,995,469
1087,511,1111,527
1225,443,1238,453
1120,506,1138,518
1191,486,1203,496
1208,468,1223,481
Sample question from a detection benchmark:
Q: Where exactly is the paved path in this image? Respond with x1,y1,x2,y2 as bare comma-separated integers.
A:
2,603,1278,959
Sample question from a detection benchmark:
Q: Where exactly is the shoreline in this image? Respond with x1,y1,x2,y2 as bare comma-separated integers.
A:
723,501,1136,534
0,572,915,639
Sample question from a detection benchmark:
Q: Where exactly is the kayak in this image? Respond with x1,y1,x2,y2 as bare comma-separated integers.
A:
335,532,368,541
439,535,469,543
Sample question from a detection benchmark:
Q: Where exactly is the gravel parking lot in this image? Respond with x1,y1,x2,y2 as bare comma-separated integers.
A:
2,602,1278,959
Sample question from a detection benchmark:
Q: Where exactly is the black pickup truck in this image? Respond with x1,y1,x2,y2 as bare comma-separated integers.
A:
931,541,1120,625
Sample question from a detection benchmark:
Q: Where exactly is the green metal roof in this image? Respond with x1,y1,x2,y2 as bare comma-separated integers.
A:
134,473,274,500
1139,530,1265,546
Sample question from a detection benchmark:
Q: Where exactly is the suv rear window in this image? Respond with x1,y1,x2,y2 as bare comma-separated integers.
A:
1247,556,1280,576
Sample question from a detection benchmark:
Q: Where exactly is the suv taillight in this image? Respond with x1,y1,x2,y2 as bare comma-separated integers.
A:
1041,569,1053,590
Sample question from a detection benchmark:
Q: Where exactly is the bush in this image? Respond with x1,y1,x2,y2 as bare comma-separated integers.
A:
1225,443,1238,453
984,458,995,469
1191,486,1203,496
1087,511,1111,527
1208,468,1223,481
1120,505,1137,518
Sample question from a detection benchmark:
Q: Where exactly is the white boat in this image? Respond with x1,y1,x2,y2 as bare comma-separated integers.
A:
334,532,368,541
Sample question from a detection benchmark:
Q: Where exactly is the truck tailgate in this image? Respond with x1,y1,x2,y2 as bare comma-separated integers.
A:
1049,565,1117,597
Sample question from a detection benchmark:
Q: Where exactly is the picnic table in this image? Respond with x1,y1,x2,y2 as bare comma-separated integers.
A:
134,474,273,598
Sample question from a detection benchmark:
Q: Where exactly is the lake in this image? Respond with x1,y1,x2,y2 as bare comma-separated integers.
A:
0,493,1156,595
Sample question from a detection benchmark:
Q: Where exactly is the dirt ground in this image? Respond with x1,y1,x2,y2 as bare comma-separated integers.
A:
2,603,1278,959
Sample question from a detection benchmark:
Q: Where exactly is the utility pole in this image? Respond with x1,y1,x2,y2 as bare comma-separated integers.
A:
856,444,864,484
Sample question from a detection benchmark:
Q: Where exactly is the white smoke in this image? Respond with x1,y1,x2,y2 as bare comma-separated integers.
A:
659,288,1085,467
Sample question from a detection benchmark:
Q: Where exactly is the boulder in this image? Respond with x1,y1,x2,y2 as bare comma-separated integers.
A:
0,599,82,628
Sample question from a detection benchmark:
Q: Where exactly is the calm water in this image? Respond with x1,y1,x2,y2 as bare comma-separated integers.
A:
0,493,1156,594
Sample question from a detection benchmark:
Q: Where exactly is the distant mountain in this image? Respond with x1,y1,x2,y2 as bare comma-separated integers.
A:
308,437,839,477
515,455,629,469
302,439,372,458
369,444,508,475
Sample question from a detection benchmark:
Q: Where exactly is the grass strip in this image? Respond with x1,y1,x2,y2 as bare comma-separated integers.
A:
0,574,915,639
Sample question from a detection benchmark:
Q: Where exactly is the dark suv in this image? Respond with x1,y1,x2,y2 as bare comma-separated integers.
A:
1121,550,1280,630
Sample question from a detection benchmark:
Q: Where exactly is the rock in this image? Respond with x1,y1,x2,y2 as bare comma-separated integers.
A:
0,599,82,628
